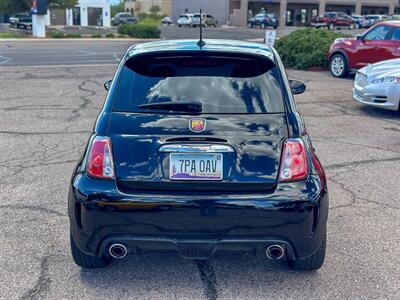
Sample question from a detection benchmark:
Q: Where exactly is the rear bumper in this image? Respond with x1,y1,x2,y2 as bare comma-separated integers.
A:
68,174,328,260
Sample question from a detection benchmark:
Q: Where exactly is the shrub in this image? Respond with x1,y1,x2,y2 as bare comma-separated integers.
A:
274,28,351,69
105,33,115,38
50,32,65,38
118,23,160,38
91,33,102,38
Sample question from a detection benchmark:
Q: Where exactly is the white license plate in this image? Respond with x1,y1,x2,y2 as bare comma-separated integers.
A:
170,153,223,181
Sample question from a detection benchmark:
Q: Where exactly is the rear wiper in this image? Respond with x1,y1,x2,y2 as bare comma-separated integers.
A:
138,101,202,113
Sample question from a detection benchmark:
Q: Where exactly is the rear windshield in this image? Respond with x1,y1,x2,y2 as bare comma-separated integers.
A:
113,53,285,114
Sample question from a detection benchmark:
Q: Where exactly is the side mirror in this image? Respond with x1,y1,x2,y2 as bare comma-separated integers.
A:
104,80,112,91
289,80,306,95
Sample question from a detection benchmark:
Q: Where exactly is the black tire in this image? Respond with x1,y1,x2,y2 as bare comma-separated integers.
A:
288,231,326,271
329,53,349,78
328,22,335,30
70,234,110,269
261,22,266,29
273,26,278,29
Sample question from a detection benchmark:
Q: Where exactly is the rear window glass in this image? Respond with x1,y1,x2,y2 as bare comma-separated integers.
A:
113,53,285,114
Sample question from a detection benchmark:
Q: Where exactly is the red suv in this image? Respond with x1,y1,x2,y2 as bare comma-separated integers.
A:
312,12,354,30
328,21,400,77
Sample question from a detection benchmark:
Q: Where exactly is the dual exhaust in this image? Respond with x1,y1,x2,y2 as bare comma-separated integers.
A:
109,243,285,260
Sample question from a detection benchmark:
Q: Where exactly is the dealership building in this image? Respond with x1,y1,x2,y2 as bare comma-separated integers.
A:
45,0,111,27
165,0,400,27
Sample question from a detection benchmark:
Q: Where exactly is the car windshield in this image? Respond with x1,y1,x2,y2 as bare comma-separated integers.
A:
113,53,285,114
179,15,188,19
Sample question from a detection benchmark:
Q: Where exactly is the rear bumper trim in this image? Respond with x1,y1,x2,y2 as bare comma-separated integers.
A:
99,236,296,260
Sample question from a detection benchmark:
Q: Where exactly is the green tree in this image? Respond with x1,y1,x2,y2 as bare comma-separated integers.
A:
0,0,78,14
149,4,161,15
111,0,125,18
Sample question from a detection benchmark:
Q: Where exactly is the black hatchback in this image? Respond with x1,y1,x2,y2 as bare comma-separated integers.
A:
68,39,328,271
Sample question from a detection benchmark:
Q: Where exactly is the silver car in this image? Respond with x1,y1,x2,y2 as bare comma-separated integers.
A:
353,59,400,111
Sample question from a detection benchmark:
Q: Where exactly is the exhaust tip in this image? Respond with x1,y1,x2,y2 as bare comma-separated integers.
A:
266,244,285,260
109,243,127,259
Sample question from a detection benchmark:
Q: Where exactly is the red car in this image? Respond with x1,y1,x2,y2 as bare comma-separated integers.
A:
328,21,400,77
312,12,354,30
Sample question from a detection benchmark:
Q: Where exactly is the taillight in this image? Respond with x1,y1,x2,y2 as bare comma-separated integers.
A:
87,136,115,179
278,138,308,182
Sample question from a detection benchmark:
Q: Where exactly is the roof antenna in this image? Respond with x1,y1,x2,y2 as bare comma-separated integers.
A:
197,9,206,48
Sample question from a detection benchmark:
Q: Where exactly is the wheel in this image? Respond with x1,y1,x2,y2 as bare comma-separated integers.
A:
178,24,181,27
355,23,360,29
248,23,253,28
288,231,326,271
273,26,278,29
70,234,110,269
328,22,335,30
349,23,355,30
261,22,266,29
329,53,349,78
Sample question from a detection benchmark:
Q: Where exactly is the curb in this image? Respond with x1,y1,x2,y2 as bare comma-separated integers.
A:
0,38,161,42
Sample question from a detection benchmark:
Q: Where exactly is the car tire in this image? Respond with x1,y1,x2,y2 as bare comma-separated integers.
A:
273,26,278,29
328,22,335,30
355,23,360,29
70,234,110,269
261,23,266,29
349,23,355,30
329,53,349,78
288,230,326,271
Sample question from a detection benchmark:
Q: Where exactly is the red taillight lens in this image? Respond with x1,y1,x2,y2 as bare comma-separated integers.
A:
278,138,308,182
87,137,115,179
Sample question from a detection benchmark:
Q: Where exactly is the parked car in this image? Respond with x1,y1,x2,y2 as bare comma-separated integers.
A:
248,13,279,29
161,16,172,26
351,15,372,29
177,14,193,27
328,21,400,77
111,13,138,26
354,58,400,111
68,39,328,271
16,16,32,30
192,13,217,27
311,12,354,30
9,14,28,28
364,15,389,26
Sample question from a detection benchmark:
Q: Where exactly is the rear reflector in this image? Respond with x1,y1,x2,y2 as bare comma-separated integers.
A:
87,136,115,179
278,138,308,182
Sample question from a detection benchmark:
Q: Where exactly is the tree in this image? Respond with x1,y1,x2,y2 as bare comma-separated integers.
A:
111,0,125,18
0,0,78,14
149,4,161,15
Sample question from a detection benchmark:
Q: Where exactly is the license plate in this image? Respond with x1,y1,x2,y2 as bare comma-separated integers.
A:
170,153,223,181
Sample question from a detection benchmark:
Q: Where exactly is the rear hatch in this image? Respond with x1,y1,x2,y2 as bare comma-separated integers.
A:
108,51,288,192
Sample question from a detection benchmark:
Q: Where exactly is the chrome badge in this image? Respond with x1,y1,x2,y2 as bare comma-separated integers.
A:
189,118,206,133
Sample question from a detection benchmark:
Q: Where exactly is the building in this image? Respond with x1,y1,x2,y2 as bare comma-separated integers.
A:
124,0,172,16
230,0,399,27
46,0,111,27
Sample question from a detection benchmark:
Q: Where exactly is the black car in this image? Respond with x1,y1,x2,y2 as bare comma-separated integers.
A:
16,16,32,30
248,13,279,29
69,39,328,271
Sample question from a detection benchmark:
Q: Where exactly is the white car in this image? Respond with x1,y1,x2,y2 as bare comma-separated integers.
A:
177,14,193,27
353,59,400,111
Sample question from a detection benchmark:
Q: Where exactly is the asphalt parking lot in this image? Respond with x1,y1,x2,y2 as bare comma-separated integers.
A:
0,41,399,299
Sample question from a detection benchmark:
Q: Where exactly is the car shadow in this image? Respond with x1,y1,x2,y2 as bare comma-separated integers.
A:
358,105,400,121
78,251,320,297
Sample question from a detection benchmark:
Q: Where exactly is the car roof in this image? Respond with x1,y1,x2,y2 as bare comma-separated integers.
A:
126,39,274,60
378,20,400,26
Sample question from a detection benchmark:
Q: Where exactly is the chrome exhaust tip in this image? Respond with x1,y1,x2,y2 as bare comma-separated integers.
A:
109,243,127,259
266,244,285,260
